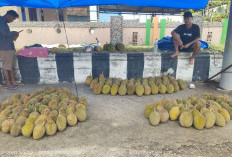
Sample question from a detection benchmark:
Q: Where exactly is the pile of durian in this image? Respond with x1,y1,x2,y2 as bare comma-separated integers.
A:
145,93,232,129
86,73,186,96
0,87,87,140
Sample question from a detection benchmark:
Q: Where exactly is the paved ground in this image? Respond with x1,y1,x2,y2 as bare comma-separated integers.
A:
0,82,232,157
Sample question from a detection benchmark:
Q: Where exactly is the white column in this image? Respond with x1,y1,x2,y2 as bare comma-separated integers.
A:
36,9,41,21
37,55,58,84
143,52,162,78
89,6,98,22
219,2,232,90
73,53,92,83
109,53,127,79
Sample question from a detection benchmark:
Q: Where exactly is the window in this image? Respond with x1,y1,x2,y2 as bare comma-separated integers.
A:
28,8,37,21
206,32,212,42
21,7,26,21
132,32,138,45
67,15,89,22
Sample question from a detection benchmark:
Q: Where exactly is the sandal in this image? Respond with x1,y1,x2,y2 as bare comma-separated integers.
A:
5,86,17,90
13,83,24,86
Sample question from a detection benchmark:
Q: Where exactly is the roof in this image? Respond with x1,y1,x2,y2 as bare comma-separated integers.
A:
99,5,190,15
0,0,209,9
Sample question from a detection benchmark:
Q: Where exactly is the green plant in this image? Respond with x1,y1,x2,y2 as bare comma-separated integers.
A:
58,44,66,48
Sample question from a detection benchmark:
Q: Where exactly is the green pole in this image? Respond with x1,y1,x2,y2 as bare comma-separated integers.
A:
221,18,228,44
160,19,166,39
146,19,151,46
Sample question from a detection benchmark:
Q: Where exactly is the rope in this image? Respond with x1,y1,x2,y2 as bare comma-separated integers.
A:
61,19,70,48
58,0,78,97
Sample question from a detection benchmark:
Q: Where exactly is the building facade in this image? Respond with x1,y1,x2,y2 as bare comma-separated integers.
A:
0,6,95,22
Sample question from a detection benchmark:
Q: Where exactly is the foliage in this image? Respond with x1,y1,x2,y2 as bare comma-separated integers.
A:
125,46,154,52
193,0,230,22
206,43,225,53
18,44,225,54
58,44,66,48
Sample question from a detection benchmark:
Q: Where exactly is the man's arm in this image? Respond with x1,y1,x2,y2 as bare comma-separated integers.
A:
0,22,17,37
171,31,183,47
188,37,200,46
183,37,200,49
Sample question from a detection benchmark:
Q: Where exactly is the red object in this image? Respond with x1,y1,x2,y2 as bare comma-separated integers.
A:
17,47,48,58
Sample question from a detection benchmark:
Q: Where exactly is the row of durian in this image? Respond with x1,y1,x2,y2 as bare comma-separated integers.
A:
86,73,186,96
145,93,232,129
0,87,87,140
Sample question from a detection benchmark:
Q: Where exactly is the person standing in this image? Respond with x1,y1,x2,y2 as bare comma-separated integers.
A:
171,11,201,65
0,10,20,89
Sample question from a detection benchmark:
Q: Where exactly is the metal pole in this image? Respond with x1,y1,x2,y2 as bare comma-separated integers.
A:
219,1,232,90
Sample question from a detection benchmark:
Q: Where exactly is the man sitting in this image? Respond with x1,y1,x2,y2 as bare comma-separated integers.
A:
171,11,201,65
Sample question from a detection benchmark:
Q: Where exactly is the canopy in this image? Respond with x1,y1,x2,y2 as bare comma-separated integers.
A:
0,0,209,9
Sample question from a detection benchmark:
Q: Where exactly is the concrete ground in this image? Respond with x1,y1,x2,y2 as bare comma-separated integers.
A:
0,82,232,157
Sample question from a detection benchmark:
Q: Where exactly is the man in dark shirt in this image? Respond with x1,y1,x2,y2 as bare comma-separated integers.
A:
171,11,201,65
0,10,19,89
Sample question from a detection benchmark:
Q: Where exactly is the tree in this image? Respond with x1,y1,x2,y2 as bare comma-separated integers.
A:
193,0,231,22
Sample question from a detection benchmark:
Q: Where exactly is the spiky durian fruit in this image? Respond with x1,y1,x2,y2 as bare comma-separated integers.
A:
148,80,155,87
151,84,158,95
90,78,98,90
76,109,87,122
56,114,67,131
145,103,156,118
164,103,173,112
1,108,11,117
10,122,22,137
48,100,58,110
33,123,45,140
177,79,186,90
105,79,113,87
85,75,93,86
99,72,106,82
166,84,174,94
192,108,200,116
118,85,127,96
169,76,176,83
158,84,166,94
204,111,216,129
142,78,148,86
149,111,160,126
22,122,34,137
219,108,230,123
28,98,39,105
45,120,57,136
193,113,205,130
179,111,193,127
2,119,14,133
41,108,51,116
144,85,151,95
215,112,226,127
162,78,170,86
169,107,180,121
67,113,78,126
111,84,119,96
226,107,232,117
172,81,179,92
93,82,104,95
136,85,144,97
34,117,46,126
159,109,169,123
39,105,48,114
127,83,135,95
200,107,210,116
102,85,111,95
15,116,27,126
